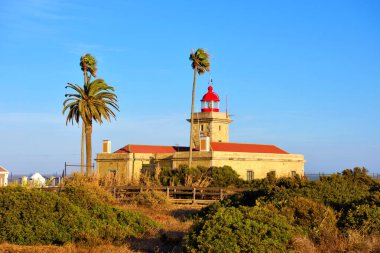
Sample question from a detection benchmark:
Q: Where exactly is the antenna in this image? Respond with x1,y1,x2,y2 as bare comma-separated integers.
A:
208,73,213,86
226,95,228,118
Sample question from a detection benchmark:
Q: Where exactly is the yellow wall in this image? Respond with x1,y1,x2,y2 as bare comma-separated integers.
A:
172,151,304,179
95,152,174,184
188,112,233,148
210,151,304,179
96,150,305,183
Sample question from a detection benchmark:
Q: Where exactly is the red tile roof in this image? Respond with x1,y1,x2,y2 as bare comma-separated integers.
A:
0,166,9,173
115,144,189,154
210,142,288,154
114,143,288,154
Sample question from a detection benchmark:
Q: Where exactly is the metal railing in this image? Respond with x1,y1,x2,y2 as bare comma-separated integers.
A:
305,173,380,181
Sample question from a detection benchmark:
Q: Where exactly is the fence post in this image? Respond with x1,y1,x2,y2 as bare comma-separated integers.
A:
166,187,170,199
220,188,224,200
192,188,196,204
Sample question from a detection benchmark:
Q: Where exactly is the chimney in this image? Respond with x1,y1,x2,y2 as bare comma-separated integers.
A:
102,140,111,153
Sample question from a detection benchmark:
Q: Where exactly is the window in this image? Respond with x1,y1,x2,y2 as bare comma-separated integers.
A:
291,171,297,177
201,125,204,131
247,170,254,182
267,171,276,179
219,125,222,131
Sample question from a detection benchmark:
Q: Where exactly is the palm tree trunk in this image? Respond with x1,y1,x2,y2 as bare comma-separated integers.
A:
81,122,85,175
188,68,197,169
82,66,88,176
85,124,93,177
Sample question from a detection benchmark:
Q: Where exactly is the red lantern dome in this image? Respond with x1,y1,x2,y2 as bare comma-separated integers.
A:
201,86,220,112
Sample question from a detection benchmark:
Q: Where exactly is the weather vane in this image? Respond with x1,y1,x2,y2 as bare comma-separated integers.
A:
208,74,213,86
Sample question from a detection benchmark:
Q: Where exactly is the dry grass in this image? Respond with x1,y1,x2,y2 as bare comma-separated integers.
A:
291,232,380,253
0,243,135,253
123,203,201,252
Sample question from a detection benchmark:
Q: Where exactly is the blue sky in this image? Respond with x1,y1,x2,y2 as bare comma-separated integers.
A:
0,0,379,175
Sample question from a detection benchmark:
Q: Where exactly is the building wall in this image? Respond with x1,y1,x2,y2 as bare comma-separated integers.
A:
172,151,304,180
96,150,304,183
0,173,8,187
173,151,213,168
96,153,131,182
189,112,233,148
96,152,174,184
210,151,304,179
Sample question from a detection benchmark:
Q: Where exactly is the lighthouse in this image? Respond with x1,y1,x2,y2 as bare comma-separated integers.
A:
201,86,220,112
97,82,305,182
187,85,233,150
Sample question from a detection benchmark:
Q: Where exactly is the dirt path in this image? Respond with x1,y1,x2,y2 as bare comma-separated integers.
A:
125,204,202,252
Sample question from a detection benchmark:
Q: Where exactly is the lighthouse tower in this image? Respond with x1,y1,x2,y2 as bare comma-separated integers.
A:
187,85,233,150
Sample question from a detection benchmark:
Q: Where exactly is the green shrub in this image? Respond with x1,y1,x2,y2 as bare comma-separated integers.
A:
185,206,294,253
60,185,159,239
124,190,168,207
279,197,338,243
303,172,375,211
208,166,243,187
0,185,159,246
159,166,190,186
343,204,380,235
159,165,242,187
0,186,93,245
187,168,380,252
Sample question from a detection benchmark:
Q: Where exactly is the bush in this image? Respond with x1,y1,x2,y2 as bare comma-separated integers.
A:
279,197,338,243
187,168,380,252
303,171,376,211
208,166,242,187
124,190,168,207
185,206,294,253
159,165,242,187
344,204,380,235
0,186,93,245
159,165,201,186
0,185,159,246
60,185,160,240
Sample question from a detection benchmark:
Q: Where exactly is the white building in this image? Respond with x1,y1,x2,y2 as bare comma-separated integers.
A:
0,166,9,187
30,173,46,187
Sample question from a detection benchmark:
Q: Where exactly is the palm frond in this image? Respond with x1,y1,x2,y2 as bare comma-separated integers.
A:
63,78,119,127
189,48,211,75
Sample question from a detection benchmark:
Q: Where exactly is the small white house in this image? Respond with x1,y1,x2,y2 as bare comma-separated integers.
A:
0,166,9,187
30,173,46,187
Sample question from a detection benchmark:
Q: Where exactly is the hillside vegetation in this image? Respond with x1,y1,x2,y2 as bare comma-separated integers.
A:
0,177,159,246
185,167,380,252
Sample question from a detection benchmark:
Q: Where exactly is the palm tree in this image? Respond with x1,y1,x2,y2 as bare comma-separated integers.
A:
80,53,97,84
63,79,119,176
78,54,97,175
188,48,210,169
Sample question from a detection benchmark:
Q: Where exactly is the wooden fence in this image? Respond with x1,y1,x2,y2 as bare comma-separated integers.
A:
40,186,250,205
106,186,250,205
